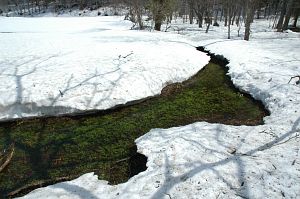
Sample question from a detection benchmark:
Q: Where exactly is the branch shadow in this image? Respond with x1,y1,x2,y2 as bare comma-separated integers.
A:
0,52,137,121
1,121,78,197
0,52,141,197
50,182,99,199
150,116,300,199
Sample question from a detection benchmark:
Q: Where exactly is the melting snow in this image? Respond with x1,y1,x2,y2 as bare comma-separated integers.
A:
0,16,299,199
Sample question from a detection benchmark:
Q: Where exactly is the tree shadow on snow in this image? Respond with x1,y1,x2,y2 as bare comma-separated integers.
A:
149,117,300,199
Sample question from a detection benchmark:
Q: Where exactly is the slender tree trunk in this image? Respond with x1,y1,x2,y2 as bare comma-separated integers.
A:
236,9,241,26
27,0,30,15
267,3,272,19
189,10,194,24
38,0,41,13
194,3,204,28
206,22,211,33
256,8,260,19
228,21,231,38
276,0,287,31
220,8,224,21
244,0,255,41
197,13,203,28
137,8,143,29
231,10,236,25
224,7,228,26
292,9,299,27
154,17,162,31
213,9,219,26
153,0,164,31
264,3,268,18
228,7,231,39
22,0,26,14
282,0,294,30
189,0,194,24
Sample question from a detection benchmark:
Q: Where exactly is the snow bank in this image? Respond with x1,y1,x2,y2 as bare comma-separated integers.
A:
2,17,300,198
0,16,209,120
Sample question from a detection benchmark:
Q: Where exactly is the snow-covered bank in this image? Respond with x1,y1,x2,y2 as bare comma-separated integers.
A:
201,38,300,127
1,17,299,198
0,16,209,121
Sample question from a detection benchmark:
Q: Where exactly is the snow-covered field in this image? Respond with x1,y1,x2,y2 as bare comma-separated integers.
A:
0,17,209,120
0,16,300,198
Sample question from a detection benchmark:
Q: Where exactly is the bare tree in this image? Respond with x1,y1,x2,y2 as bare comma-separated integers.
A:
150,0,177,31
0,0,9,13
193,0,206,28
127,0,146,29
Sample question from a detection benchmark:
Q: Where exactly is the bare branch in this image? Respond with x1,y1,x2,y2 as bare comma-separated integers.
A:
0,143,15,173
7,176,77,198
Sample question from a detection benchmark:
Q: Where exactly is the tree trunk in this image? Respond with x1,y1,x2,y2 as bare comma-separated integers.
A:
189,10,194,24
220,8,224,21
276,0,287,31
137,9,144,29
153,0,164,31
244,0,255,41
189,0,194,24
28,0,31,15
264,3,268,18
231,10,236,25
206,22,211,33
236,9,242,26
224,8,228,26
197,13,203,28
213,9,219,26
256,9,260,19
154,18,162,31
292,9,299,27
283,0,294,30
228,7,231,39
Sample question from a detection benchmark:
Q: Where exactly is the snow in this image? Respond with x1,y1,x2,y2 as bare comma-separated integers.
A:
0,16,299,198
0,16,209,120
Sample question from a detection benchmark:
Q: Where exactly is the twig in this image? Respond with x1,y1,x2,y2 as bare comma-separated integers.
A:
258,130,278,138
273,133,299,147
0,143,15,173
234,193,249,199
59,90,63,97
115,157,130,164
122,52,134,59
0,151,5,162
109,157,131,171
7,176,76,197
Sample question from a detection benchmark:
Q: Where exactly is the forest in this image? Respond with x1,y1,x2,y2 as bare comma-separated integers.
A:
1,0,299,40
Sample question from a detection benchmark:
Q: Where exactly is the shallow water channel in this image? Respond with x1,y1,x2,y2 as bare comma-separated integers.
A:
0,52,268,198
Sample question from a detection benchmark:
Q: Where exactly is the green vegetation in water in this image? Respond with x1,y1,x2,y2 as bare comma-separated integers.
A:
0,62,267,197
